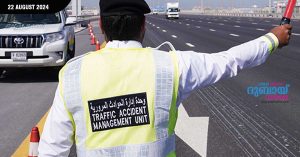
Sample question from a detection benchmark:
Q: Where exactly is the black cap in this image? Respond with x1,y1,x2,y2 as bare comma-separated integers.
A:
100,0,151,16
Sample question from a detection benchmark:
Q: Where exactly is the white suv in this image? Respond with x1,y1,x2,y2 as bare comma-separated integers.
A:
0,11,75,70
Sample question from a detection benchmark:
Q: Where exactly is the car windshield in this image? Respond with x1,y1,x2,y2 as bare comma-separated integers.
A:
0,13,61,28
168,8,179,12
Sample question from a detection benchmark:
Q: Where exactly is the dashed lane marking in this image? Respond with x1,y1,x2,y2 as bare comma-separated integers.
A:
162,30,167,32
186,24,190,26
186,43,195,47
196,26,201,28
198,20,202,22
157,27,160,29
256,28,265,31
252,23,258,25
234,25,241,28
208,22,212,24
209,29,216,32
172,35,177,38
272,24,278,26
179,22,182,24
219,23,224,25
230,34,240,37
292,33,300,36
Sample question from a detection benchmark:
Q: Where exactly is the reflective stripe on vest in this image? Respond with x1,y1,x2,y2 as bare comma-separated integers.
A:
62,48,179,157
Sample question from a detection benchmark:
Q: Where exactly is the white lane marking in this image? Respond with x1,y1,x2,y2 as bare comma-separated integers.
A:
272,24,278,26
256,28,265,31
196,26,201,28
172,35,177,38
236,21,241,23
186,43,195,47
176,105,209,157
266,20,270,22
252,23,258,25
198,20,202,22
162,30,167,32
191,20,195,21
234,25,241,28
219,23,224,25
209,29,216,32
292,33,300,36
230,34,240,37
186,24,190,26
153,24,155,26
179,22,182,24
224,20,228,22
208,22,212,24
157,27,160,29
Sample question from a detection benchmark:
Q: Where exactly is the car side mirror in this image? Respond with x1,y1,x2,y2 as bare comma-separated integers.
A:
65,17,77,26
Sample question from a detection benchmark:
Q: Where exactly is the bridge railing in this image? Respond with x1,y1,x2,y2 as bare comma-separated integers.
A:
181,10,300,19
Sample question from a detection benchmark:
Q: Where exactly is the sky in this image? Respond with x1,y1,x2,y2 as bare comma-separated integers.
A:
82,0,272,9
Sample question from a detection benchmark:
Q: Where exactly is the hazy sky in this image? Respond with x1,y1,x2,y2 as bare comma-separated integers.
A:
83,0,271,9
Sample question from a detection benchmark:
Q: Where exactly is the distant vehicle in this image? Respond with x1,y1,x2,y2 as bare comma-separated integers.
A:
166,2,180,19
152,9,159,15
0,11,76,70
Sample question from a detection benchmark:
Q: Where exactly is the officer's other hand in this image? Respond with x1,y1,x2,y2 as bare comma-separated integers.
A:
270,24,292,48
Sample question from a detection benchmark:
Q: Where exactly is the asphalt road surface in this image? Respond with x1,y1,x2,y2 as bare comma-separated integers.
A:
1,15,300,157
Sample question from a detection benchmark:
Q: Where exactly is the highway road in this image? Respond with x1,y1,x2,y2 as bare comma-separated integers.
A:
1,14,300,157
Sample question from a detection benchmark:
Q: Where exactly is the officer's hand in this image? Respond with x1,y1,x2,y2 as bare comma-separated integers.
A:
270,24,292,48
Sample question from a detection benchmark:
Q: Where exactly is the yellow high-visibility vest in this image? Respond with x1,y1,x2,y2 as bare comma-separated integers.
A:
59,48,179,157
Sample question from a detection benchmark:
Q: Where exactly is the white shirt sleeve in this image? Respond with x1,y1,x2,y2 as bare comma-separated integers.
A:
176,33,279,102
38,87,74,157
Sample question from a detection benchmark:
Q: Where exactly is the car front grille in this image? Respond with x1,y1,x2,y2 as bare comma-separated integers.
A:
0,35,45,48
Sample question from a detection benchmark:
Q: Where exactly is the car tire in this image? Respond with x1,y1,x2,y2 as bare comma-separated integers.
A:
0,68,4,77
65,40,75,63
70,38,76,58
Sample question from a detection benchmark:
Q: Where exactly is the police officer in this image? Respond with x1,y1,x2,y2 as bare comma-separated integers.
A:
38,0,292,156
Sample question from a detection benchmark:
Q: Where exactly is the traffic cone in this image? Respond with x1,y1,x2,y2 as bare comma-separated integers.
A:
91,35,96,45
90,33,95,40
96,40,101,50
28,127,40,157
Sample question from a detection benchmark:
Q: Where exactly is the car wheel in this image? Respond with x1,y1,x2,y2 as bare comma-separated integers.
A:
70,38,76,58
66,41,75,62
0,68,4,78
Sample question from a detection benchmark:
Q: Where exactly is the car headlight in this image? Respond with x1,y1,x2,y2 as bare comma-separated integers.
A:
45,32,65,43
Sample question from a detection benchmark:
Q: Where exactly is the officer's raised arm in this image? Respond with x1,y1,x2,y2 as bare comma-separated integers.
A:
177,25,292,101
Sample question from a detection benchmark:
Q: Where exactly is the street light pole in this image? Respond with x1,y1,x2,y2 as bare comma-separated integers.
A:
269,0,272,14
201,0,204,12
76,0,78,21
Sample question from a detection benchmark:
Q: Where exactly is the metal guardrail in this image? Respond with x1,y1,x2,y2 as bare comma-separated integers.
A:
69,15,99,28
181,11,300,19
